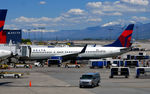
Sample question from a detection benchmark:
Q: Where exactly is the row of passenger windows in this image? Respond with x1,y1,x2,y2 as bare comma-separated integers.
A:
32,50,79,53
32,50,106,53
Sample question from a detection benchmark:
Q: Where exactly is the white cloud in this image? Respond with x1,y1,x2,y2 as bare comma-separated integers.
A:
91,10,104,15
48,30,58,32
121,0,149,5
39,1,46,5
87,1,149,14
102,21,120,27
86,18,102,22
67,9,85,15
14,16,52,23
87,2,102,8
32,23,47,27
101,17,149,27
112,12,122,16
22,29,58,32
132,16,149,21
114,1,121,4
4,24,18,29
12,8,91,30
91,10,122,16
40,17,52,21
10,0,150,31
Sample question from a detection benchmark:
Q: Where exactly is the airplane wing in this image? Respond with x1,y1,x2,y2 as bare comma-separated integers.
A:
52,44,87,60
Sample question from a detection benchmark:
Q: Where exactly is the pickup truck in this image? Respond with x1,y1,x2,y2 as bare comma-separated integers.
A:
0,71,23,78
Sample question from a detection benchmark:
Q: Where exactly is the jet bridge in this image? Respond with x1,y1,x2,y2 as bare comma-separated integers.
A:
19,45,31,59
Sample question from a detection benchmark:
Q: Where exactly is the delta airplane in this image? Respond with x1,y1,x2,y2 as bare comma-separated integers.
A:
0,9,12,59
28,24,134,61
0,9,134,62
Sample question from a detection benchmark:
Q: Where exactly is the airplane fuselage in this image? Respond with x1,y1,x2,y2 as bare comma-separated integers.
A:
30,47,126,60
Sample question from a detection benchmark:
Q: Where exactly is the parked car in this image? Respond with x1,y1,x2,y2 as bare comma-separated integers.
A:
0,71,23,78
79,72,100,88
14,63,29,68
65,63,80,68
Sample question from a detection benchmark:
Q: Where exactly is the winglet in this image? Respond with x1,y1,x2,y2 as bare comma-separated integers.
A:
80,44,87,53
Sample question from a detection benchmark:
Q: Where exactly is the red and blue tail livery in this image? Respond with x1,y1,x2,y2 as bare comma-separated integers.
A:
0,9,7,43
0,9,7,32
105,24,134,47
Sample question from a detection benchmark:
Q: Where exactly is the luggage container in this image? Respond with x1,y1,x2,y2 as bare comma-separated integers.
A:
124,60,139,68
110,67,130,78
136,67,150,78
89,59,110,69
112,60,124,67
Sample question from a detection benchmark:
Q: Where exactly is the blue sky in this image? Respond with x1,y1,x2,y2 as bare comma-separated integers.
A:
1,0,150,32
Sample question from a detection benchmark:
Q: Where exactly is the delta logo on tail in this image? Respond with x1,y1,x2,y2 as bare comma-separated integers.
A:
105,24,134,47
0,9,7,43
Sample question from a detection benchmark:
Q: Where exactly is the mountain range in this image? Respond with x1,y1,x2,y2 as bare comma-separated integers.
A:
22,23,150,40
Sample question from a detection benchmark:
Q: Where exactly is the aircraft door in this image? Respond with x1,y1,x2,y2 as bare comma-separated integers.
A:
21,46,31,58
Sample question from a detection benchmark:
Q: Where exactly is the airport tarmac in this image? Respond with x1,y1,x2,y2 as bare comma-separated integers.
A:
0,67,150,94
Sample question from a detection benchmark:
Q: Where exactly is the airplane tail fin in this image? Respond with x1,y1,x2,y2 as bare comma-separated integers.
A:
0,9,7,32
105,24,134,47
0,9,7,44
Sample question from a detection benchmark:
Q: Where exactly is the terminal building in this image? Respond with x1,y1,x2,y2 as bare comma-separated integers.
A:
0,29,22,44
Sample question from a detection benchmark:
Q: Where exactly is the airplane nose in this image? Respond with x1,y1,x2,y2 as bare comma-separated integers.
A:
5,50,12,55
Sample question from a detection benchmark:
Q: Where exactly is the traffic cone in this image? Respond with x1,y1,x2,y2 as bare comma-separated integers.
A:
30,65,32,69
29,81,32,87
75,61,77,65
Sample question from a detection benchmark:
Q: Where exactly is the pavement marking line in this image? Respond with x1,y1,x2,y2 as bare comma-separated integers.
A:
0,72,95,94
27,72,95,94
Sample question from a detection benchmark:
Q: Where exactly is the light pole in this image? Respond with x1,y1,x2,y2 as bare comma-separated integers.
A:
109,28,113,40
38,27,45,42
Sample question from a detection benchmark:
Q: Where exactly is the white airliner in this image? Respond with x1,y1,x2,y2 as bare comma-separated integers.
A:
0,50,12,59
0,9,12,59
23,24,134,61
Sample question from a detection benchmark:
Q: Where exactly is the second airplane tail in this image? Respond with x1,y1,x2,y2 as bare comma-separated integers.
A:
0,9,7,32
105,24,134,47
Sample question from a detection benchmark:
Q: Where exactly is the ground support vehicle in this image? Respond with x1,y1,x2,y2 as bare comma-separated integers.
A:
89,59,111,69
65,63,80,68
136,67,150,78
110,67,130,78
79,72,101,88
